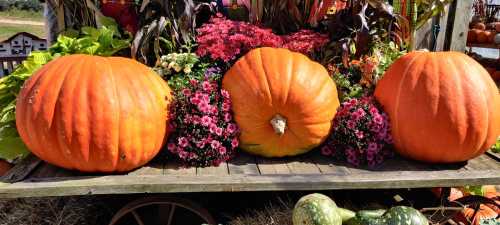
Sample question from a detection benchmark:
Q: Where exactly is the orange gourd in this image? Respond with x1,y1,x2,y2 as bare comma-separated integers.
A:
468,29,481,43
477,31,491,43
223,47,340,157
16,55,172,172
463,204,498,225
375,51,500,163
473,22,486,30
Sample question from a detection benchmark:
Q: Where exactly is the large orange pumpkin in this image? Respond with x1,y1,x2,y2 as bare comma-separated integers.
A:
223,47,340,157
374,51,500,163
16,54,172,172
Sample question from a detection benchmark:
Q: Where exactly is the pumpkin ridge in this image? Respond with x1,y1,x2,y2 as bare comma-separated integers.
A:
15,60,51,161
461,57,489,160
71,58,96,168
453,56,481,160
445,56,467,161
103,57,121,170
132,60,163,167
36,57,77,169
256,48,276,111
53,56,89,170
121,60,147,168
116,60,145,169
394,52,424,155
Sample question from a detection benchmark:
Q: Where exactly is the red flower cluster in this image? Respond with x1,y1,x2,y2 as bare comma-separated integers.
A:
167,73,240,167
196,14,329,62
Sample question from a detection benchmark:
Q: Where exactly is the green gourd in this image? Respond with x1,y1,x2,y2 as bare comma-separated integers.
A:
345,206,429,225
293,193,355,225
293,194,429,225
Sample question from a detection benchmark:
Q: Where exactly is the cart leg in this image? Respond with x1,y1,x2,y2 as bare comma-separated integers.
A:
108,197,216,225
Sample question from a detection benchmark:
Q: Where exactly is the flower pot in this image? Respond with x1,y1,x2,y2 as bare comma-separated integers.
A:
100,0,138,34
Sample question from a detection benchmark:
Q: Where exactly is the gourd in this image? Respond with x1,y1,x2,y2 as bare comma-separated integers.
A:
473,23,486,30
293,193,355,225
16,54,172,172
292,194,428,225
375,51,500,163
468,29,481,43
223,47,340,157
477,31,492,43
344,206,429,225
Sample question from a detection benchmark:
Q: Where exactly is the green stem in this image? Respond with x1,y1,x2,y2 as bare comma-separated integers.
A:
338,208,356,222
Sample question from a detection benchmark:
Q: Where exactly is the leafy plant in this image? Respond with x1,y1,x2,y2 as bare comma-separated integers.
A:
319,0,409,66
132,0,216,66
0,23,130,163
492,137,500,153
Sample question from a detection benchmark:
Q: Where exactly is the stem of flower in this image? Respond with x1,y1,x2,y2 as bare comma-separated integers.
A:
270,114,287,136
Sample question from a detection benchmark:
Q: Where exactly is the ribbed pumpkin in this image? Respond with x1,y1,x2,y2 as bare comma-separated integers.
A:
223,47,340,157
375,51,500,163
16,54,172,172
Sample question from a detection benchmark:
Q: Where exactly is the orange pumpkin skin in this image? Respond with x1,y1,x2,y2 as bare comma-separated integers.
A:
374,51,500,163
477,31,491,43
16,55,173,172
468,29,480,43
223,48,340,157
473,23,486,30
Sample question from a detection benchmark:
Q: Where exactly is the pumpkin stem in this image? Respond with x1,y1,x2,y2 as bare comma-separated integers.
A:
270,114,287,136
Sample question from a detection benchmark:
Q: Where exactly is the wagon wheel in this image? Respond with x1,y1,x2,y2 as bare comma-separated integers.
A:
108,197,216,225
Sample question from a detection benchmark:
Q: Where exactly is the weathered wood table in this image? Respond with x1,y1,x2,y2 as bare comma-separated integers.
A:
0,151,499,198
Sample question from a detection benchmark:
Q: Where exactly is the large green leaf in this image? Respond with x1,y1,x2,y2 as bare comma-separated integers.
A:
0,135,29,162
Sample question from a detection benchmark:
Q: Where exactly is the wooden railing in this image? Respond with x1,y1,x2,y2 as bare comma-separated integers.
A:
0,56,26,77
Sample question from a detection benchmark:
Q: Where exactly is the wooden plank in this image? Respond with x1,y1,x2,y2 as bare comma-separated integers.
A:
310,153,349,175
465,154,499,170
256,157,291,175
286,155,321,174
434,4,450,51
164,160,196,175
228,153,259,175
0,170,498,199
128,161,164,176
1,154,41,183
196,162,229,175
445,0,473,51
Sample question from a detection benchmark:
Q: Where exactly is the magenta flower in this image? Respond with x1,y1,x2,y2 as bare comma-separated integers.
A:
224,113,232,122
221,89,230,99
167,73,239,167
211,140,221,149
182,88,192,96
218,146,227,154
231,138,239,148
322,95,393,167
201,116,212,126
215,127,223,136
178,137,189,148
167,143,176,152
227,123,238,134
222,102,231,112
321,145,333,156
202,81,212,91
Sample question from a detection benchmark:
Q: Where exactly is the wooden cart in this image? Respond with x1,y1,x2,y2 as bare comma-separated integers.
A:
1,151,499,224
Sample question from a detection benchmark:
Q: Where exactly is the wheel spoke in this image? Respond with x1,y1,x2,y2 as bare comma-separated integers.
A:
131,210,145,225
167,205,176,225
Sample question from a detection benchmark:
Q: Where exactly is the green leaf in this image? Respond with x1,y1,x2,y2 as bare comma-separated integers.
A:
0,137,30,162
